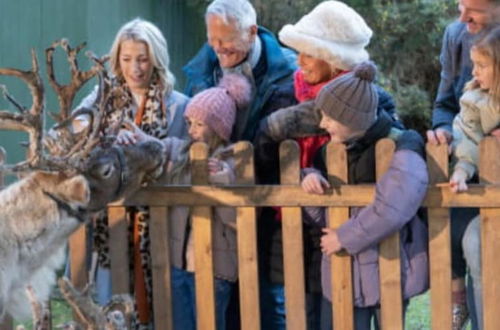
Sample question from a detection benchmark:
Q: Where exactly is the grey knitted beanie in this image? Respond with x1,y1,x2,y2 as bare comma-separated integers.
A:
315,61,378,132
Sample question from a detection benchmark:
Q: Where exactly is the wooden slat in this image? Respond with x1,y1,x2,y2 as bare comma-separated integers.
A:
327,142,353,330
280,140,306,330
426,143,452,330
479,137,500,330
108,206,130,294
191,142,216,330
234,142,260,330
150,206,172,330
376,139,403,329
124,183,500,208
69,225,88,289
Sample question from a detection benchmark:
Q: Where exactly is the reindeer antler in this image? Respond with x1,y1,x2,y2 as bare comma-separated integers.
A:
0,39,109,172
45,39,104,122
0,49,44,170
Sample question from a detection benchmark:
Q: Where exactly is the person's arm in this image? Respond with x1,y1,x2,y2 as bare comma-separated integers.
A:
428,25,460,145
300,167,328,228
71,85,99,132
450,95,484,192
432,25,460,133
210,158,237,230
337,145,428,255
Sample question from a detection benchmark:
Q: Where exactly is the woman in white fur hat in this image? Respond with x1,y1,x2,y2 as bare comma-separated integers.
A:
254,2,402,329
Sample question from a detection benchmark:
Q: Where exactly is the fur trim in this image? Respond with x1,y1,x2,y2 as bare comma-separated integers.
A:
278,1,372,71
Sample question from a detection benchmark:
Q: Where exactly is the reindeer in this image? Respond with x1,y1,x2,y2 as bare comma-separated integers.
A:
0,40,165,321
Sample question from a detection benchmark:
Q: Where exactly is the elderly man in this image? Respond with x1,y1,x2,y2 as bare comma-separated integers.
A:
426,1,500,329
183,1,296,329
183,0,297,143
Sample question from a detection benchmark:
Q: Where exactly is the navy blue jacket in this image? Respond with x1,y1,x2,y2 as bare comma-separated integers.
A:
183,26,297,142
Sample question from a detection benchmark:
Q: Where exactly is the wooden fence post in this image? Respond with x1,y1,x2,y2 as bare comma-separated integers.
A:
280,140,306,330
376,139,403,329
108,206,130,294
150,206,172,330
426,143,452,329
327,142,353,330
191,142,216,330
479,137,500,329
234,141,261,330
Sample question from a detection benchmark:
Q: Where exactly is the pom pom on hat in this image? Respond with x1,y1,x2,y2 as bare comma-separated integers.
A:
278,1,372,71
316,61,378,132
185,73,252,141
353,61,376,82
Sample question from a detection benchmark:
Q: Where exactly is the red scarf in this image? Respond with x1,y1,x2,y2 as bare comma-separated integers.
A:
292,69,348,168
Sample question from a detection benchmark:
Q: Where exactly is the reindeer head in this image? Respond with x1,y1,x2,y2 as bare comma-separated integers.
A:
0,40,166,210
83,141,165,211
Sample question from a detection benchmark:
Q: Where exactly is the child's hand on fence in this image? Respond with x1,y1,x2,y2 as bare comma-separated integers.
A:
301,173,330,194
208,157,224,175
321,228,342,255
449,168,468,193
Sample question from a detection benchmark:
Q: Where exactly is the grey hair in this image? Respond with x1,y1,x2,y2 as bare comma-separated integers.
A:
109,18,175,96
205,0,257,32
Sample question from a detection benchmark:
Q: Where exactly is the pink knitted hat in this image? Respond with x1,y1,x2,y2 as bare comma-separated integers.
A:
185,73,252,141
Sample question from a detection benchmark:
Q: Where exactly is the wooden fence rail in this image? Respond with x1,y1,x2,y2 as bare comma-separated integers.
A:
2,137,500,329
73,137,500,330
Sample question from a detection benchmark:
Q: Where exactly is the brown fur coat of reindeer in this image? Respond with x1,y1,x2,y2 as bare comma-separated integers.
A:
0,40,165,321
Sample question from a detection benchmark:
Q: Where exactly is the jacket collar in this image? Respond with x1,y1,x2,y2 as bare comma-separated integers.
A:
183,26,296,88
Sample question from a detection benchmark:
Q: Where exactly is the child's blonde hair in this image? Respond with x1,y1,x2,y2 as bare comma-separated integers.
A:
468,24,500,104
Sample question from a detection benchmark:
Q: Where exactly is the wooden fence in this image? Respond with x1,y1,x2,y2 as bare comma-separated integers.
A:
2,138,500,329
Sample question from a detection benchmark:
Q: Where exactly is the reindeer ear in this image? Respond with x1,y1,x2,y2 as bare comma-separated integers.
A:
53,175,90,208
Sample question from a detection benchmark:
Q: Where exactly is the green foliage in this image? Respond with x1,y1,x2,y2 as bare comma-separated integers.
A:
353,0,456,134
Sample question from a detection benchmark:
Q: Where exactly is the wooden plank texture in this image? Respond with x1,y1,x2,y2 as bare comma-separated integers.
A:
234,142,260,330
376,139,403,330
69,225,88,290
108,206,130,294
125,183,500,208
150,206,172,330
426,143,452,330
280,140,306,330
479,137,500,330
327,142,353,330
191,142,216,330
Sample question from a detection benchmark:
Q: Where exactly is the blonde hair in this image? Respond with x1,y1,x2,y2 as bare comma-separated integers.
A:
109,18,175,96
468,24,500,105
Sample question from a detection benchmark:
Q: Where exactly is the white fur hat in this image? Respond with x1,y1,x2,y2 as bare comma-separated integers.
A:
279,1,372,71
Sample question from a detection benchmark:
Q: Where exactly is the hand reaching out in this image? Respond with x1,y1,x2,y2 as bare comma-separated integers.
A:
117,120,154,145
208,157,225,175
301,172,330,194
449,168,469,193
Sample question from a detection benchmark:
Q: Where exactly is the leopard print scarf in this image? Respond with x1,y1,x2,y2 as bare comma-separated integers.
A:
104,72,168,139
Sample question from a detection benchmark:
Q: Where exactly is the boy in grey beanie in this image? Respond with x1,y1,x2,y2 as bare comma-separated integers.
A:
301,62,429,329
315,61,379,143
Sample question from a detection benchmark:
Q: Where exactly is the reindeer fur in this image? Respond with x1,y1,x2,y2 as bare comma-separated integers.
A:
0,172,90,320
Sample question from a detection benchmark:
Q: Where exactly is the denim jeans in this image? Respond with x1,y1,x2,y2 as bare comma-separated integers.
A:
259,276,286,330
463,216,482,330
171,267,234,330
